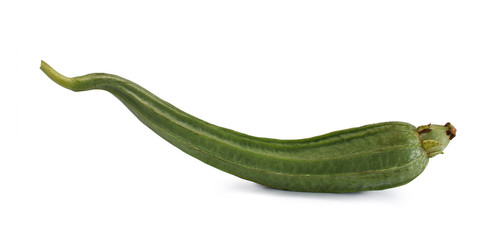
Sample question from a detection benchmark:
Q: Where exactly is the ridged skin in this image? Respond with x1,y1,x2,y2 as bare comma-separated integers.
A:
41,62,431,192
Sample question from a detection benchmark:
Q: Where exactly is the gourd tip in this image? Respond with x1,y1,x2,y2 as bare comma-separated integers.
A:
40,60,78,91
418,123,456,158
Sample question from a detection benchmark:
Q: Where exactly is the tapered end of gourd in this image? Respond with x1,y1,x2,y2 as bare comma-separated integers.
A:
40,61,77,90
417,122,456,158
40,61,99,92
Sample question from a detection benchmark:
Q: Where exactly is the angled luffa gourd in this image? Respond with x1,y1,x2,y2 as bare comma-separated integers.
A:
41,61,456,193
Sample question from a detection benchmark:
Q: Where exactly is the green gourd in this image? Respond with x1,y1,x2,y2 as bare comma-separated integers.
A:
40,61,456,193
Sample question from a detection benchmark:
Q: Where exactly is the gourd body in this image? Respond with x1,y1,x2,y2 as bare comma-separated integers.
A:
41,61,453,192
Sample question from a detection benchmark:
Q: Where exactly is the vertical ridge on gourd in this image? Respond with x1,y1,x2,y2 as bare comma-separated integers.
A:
40,61,455,193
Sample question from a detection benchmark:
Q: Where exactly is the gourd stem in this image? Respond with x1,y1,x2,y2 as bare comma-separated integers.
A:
40,60,114,92
40,61,78,90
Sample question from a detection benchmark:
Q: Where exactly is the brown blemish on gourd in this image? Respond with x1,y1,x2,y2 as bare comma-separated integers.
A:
419,128,432,134
445,122,456,140
418,123,432,134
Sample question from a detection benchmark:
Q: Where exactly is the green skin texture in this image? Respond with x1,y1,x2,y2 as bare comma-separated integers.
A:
40,61,454,193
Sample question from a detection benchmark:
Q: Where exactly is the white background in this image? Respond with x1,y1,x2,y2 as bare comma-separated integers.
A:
2,0,494,239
